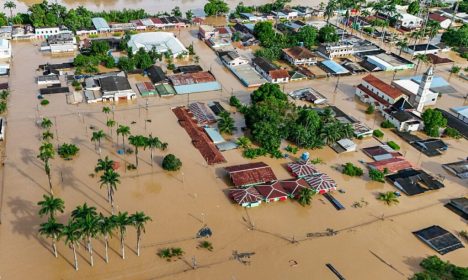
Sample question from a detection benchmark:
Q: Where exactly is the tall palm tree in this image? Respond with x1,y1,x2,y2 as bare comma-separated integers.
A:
4,1,16,21
99,169,120,213
102,106,111,121
61,221,81,271
106,119,116,139
377,191,399,205
425,20,441,52
97,214,115,263
91,130,105,155
37,194,65,219
297,188,316,206
144,134,165,166
95,156,115,173
78,212,98,266
42,130,54,142
37,142,55,194
128,135,147,167
71,203,97,221
414,54,429,73
40,118,53,130
116,125,130,153
129,212,152,256
39,218,63,258
396,38,409,55
113,212,130,259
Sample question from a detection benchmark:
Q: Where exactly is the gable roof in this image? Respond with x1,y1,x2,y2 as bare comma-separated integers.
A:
362,74,404,100
282,46,317,60
255,181,289,200
147,65,167,84
280,178,310,197
287,161,320,178
99,76,132,92
230,187,263,205
270,69,290,79
252,57,277,72
225,162,277,186
429,13,450,23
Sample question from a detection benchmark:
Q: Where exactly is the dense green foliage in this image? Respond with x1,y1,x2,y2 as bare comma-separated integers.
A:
444,127,462,139
365,104,375,114
373,129,384,138
296,188,316,206
218,111,235,134
410,256,468,280
407,1,420,15
342,163,364,177
318,25,339,43
381,120,396,128
58,143,80,160
441,25,468,48
229,95,242,108
162,154,182,171
422,109,447,137
369,169,385,182
204,0,229,16
377,191,399,205
387,141,400,151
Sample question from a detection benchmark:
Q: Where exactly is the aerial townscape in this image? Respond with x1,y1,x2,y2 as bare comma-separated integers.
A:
0,0,467,279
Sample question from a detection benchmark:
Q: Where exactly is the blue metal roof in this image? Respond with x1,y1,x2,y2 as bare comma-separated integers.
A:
204,127,225,144
407,75,449,88
322,60,349,74
92,17,110,31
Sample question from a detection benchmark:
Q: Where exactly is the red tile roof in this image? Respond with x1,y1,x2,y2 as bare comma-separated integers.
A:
230,187,263,205
269,69,290,80
225,162,277,187
305,173,337,194
280,178,310,197
150,18,163,24
255,181,289,200
429,13,449,23
362,74,403,100
368,157,412,173
357,84,391,107
287,161,320,178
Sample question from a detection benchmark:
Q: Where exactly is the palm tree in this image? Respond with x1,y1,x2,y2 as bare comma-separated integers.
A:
236,136,251,149
414,54,429,73
377,191,399,205
129,212,152,256
42,129,54,142
116,125,130,153
297,188,315,206
39,218,63,258
128,135,147,167
4,1,16,21
78,212,98,266
71,203,97,221
396,38,409,55
102,106,111,121
425,20,440,52
97,214,115,263
218,111,235,134
37,194,65,219
144,134,165,166
113,212,130,259
99,169,120,213
61,221,81,271
40,118,53,130
37,142,55,194
95,156,115,173
91,130,105,155
106,119,116,139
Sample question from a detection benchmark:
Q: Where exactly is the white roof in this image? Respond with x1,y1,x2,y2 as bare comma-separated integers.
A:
400,13,422,22
337,138,356,149
127,32,187,55
393,79,436,95
451,106,468,118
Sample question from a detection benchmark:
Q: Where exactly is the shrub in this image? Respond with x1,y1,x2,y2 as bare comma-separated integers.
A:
162,154,182,171
40,99,49,106
112,32,122,37
198,240,213,251
373,129,384,138
365,104,375,114
445,127,462,139
229,95,241,108
410,255,468,280
387,141,400,150
369,169,385,182
243,148,267,159
57,143,79,160
285,145,298,154
381,120,395,128
342,162,363,177
157,247,184,261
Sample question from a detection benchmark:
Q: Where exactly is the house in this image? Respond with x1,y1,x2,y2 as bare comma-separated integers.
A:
146,65,168,85
168,71,221,94
92,17,111,32
204,127,225,144
127,32,187,57
362,145,402,161
317,42,354,59
218,51,249,67
225,162,277,187
12,26,35,40
228,64,267,87
0,39,11,59
136,82,157,96
109,22,136,32
37,75,60,85
0,117,5,140
386,168,444,196
381,99,423,132
368,157,412,174
403,44,440,56
252,57,290,83
229,187,263,207
287,160,320,178
443,160,468,179
352,122,374,138
188,102,217,124
335,138,357,153
365,53,414,71
289,88,327,104
34,27,60,39
396,13,423,30
356,74,406,110
319,60,350,76
429,13,452,29
304,173,337,194
99,76,136,101
280,178,310,198
445,197,468,220
282,46,317,66
239,13,264,22
255,181,289,202
173,65,203,74
413,226,464,255
0,26,12,40
198,25,217,40
40,33,77,53
413,139,448,157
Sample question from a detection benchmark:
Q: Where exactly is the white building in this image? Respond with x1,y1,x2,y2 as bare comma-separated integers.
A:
252,57,290,84
381,99,423,132
127,32,187,57
0,39,11,59
397,13,423,29
219,51,249,67
282,46,317,66
317,42,354,59
85,72,136,102
356,74,406,111
35,27,60,39
40,33,77,53
429,13,452,29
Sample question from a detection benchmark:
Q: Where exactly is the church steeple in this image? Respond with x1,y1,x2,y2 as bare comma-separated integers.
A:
415,65,434,112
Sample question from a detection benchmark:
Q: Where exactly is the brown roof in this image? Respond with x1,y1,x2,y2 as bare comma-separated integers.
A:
230,187,263,205
362,74,403,100
357,84,391,107
225,162,277,187
282,46,317,60
255,181,289,200
169,71,216,86
280,178,310,197
269,69,290,80
368,157,412,173
426,54,453,65
429,13,449,23
362,145,401,159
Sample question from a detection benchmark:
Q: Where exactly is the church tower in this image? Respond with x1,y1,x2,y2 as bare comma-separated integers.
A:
414,66,434,112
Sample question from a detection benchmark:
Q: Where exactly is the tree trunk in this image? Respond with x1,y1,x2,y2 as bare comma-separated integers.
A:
135,148,139,167
137,232,141,256
150,149,153,166
107,186,111,203
104,235,109,263
88,237,94,266
110,193,115,214
52,238,58,258
122,138,126,154
98,140,102,156
46,163,53,195
72,244,79,271
120,233,125,259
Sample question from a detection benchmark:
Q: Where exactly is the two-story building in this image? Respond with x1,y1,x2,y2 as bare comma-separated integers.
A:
317,42,354,59
0,39,11,59
355,74,406,111
282,46,317,66
218,51,250,67
34,27,60,39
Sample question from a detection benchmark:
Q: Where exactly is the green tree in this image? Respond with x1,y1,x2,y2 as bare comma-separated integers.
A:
324,0,337,23
318,25,339,43
91,130,105,155
185,10,194,20
99,169,121,213
296,188,315,206
369,169,385,182
144,134,167,166
71,203,97,221
294,25,318,48
128,135,147,167
38,142,55,194
171,6,182,17
90,40,110,56
97,214,115,263
411,255,468,280
77,211,99,266
129,211,152,256
42,130,54,142
134,48,154,70
236,136,251,149
218,111,235,134
365,104,375,114
4,0,16,20
117,56,135,71
39,218,63,258
377,191,399,205
441,24,468,48
102,106,111,120
422,108,447,137
61,221,81,271
106,119,116,139
407,1,420,15
57,143,79,160
396,38,409,55
204,0,229,16
342,163,363,177
116,125,131,153
253,21,276,47
112,211,130,259
162,154,182,171
414,54,429,73
37,194,65,219
40,118,53,130
251,83,287,104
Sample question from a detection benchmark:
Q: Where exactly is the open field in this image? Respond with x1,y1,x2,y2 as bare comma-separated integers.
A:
0,28,466,280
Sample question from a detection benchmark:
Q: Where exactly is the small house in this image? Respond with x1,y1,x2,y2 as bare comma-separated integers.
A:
229,187,263,207
255,181,289,202
252,57,290,84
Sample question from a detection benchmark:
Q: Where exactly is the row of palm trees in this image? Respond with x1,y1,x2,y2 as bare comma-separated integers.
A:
38,195,151,270
38,118,56,194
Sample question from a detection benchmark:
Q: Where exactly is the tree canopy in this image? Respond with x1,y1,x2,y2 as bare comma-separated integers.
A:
411,256,468,280
407,1,420,15
204,0,229,16
422,108,447,137
318,25,339,43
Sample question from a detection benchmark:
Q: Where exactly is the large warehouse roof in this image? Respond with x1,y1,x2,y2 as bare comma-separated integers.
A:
127,32,187,56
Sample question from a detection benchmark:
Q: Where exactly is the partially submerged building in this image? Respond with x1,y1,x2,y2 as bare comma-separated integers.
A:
127,32,187,57
252,57,290,83
168,71,221,94
255,181,289,202
225,162,277,187
386,168,444,196
85,72,136,101
229,187,263,208
443,160,468,179
413,225,464,255
40,33,77,53
364,53,414,71
289,88,327,104
317,42,354,59
445,197,468,220
0,38,11,59
282,46,317,66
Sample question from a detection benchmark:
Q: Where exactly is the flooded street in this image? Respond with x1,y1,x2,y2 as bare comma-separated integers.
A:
0,27,466,280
